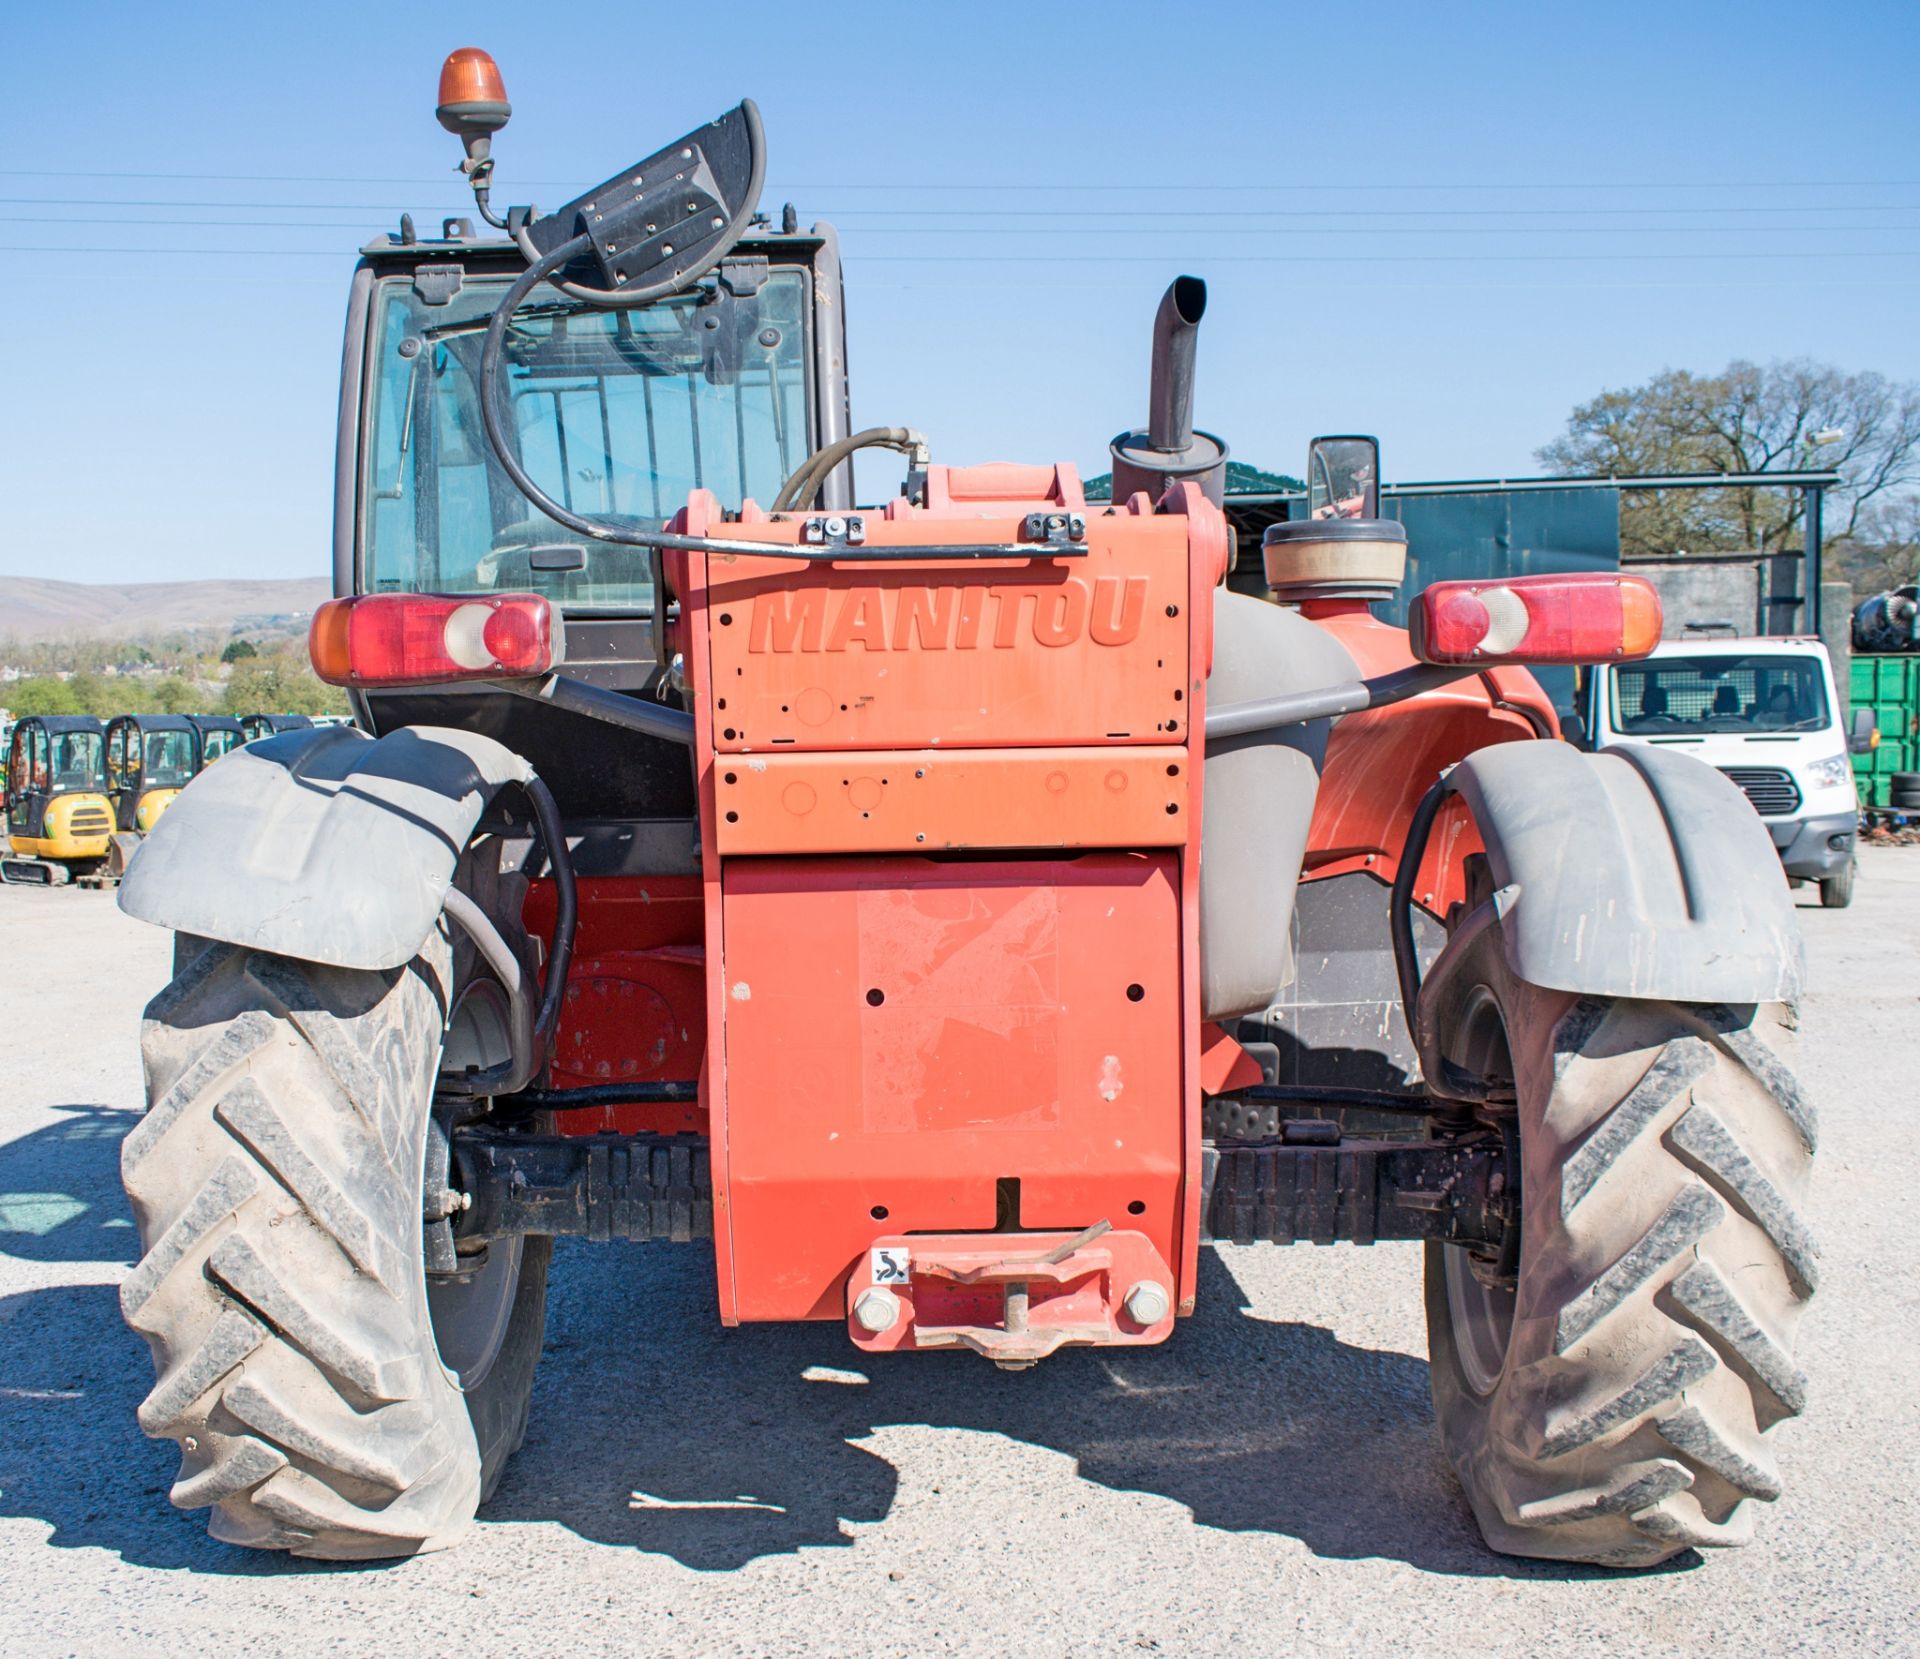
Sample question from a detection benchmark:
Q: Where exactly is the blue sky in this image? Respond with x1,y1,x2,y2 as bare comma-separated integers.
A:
4,0,1917,585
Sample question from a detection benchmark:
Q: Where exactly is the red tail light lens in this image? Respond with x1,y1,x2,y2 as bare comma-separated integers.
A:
309,594,560,687
1409,573,1662,666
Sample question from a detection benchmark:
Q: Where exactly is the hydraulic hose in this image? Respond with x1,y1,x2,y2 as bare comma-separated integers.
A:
772,427,926,513
480,260,1016,557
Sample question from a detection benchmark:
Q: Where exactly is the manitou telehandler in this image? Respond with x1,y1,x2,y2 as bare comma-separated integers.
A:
116,49,1815,1568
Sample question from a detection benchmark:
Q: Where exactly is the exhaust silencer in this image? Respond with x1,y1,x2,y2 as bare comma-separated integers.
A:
1108,275,1230,506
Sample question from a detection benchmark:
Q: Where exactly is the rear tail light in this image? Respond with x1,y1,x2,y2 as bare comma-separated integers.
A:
1409,573,1662,666
309,594,561,688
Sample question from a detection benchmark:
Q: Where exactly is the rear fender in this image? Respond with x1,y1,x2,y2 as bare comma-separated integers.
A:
1447,740,1805,1003
119,724,535,971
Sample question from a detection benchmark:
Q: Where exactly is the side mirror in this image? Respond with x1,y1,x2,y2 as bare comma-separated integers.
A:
1849,706,1879,754
1307,435,1380,521
1560,713,1589,749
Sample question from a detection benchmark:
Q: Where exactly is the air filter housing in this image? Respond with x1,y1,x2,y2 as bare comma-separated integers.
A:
1261,517,1407,604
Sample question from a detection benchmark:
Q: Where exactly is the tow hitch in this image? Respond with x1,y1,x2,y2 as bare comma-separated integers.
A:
845,1220,1176,1368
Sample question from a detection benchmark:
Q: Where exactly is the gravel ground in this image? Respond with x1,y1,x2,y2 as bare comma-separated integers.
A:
1,852,1915,1658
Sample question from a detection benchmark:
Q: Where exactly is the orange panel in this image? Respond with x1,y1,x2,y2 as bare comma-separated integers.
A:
718,853,1184,1321
699,522,1192,752
713,746,1190,855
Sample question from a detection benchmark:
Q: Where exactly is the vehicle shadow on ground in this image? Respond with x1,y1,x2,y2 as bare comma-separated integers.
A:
496,1243,1688,1583
0,1106,331,1575
0,1110,1688,1583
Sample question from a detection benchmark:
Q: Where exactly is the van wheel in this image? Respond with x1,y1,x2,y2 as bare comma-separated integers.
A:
1421,920,1815,1567
121,926,548,1559
1818,862,1854,909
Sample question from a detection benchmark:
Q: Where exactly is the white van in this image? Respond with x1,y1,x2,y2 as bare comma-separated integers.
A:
1579,633,1861,907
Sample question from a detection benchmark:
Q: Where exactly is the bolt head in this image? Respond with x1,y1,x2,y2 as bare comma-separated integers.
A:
853,1288,899,1334
1124,1281,1170,1326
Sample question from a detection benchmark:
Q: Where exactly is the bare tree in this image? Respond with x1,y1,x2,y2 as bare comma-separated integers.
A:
1537,359,1920,563
1831,494,1920,596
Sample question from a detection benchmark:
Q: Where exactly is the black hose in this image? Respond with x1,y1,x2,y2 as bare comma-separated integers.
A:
496,1080,701,1111
772,427,921,513
1389,776,1452,1032
524,774,575,1051
479,279,1027,559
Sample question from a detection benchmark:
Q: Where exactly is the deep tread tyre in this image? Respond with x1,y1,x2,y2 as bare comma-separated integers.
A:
121,928,548,1560
1421,922,1815,1568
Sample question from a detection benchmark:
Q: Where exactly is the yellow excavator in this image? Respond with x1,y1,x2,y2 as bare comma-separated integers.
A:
105,714,200,837
2,715,114,884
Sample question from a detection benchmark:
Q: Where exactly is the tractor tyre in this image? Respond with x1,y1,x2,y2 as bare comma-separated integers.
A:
120,925,550,1560
1420,920,1816,1568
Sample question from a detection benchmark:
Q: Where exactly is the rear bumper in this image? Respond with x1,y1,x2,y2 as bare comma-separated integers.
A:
1769,811,1856,880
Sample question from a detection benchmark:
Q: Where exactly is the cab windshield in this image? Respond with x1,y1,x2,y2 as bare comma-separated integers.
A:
199,727,242,763
51,731,104,790
1612,654,1831,735
361,269,813,610
142,730,197,787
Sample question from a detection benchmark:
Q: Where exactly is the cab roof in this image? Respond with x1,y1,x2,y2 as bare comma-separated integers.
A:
17,715,104,734
109,713,198,732
1643,635,1829,660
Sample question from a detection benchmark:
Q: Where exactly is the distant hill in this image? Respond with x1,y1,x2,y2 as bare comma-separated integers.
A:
0,576,331,643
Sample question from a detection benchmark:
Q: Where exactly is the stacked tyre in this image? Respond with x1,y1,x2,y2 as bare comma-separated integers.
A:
1891,771,1920,812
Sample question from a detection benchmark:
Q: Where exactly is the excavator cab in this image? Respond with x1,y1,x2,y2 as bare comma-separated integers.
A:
240,713,314,743
105,714,200,835
187,714,247,765
1,715,114,883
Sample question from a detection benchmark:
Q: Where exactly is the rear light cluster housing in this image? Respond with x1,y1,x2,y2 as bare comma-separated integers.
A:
310,594,560,688
1409,573,1662,666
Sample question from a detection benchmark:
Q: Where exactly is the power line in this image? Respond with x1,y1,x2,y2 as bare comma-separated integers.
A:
4,166,1918,191
8,245,1919,264
13,204,1920,224
12,216,1916,239
8,195,1920,218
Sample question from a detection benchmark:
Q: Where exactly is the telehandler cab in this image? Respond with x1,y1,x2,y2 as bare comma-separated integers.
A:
115,49,1815,1569
2,715,113,884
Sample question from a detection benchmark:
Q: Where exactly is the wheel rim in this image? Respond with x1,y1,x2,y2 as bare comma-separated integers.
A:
426,978,523,1393
1444,1246,1517,1397
428,1235,524,1391
1441,983,1519,1397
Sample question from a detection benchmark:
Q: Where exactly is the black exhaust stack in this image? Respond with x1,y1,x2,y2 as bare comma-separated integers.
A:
1109,275,1230,505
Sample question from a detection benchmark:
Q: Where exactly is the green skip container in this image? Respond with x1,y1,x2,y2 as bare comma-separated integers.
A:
1851,654,1920,808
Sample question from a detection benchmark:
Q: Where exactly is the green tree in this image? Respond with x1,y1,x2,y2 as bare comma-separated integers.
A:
1538,359,1920,564
220,652,349,718
7,677,83,716
221,638,258,664
152,677,200,714
66,673,113,717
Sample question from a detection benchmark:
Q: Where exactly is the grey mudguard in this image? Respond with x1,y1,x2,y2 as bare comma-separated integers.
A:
119,724,535,972
1449,740,1806,1003
1200,591,1359,1018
